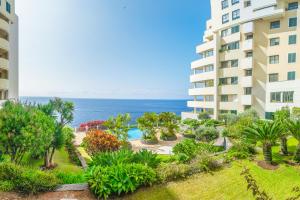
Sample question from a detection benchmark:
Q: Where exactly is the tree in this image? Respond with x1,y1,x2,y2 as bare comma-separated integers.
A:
0,101,55,164
243,120,282,164
158,112,179,141
104,113,131,143
286,119,300,162
274,107,290,155
198,111,211,120
39,98,74,168
137,113,159,144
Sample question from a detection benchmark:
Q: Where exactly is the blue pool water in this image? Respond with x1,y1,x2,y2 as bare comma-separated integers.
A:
128,128,143,140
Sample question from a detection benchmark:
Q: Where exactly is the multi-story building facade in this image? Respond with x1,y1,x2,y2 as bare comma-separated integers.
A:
0,0,18,103
182,0,300,120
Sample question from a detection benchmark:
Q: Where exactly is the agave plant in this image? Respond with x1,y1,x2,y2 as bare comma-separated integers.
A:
286,119,300,162
243,120,282,164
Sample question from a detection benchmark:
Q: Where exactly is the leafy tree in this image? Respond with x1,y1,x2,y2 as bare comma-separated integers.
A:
0,101,55,164
39,98,74,168
198,111,211,120
243,120,282,164
286,119,300,162
137,113,158,143
104,113,131,143
158,112,179,140
274,107,290,155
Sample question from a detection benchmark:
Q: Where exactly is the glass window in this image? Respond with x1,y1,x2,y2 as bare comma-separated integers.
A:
271,92,281,102
265,112,274,120
204,65,214,72
228,41,239,50
221,29,229,37
221,95,229,102
288,71,296,80
289,17,298,27
244,87,252,95
231,60,238,67
288,53,296,63
246,51,253,58
232,9,240,20
221,61,229,68
6,2,11,14
283,91,294,102
222,14,229,24
231,25,240,34
288,2,298,10
205,80,214,87
231,77,238,84
289,35,297,45
205,95,214,102
222,0,229,9
270,37,280,46
244,0,251,7
232,0,239,5
219,78,228,85
270,21,280,29
245,69,252,76
269,55,279,64
269,73,279,82
246,34,253,40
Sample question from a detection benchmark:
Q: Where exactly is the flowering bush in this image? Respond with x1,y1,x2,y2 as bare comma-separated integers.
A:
78,120,106,132
83,130,121,155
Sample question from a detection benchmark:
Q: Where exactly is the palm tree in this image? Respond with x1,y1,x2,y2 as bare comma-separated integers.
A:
286,119,300,162
243,120,282,164
274,107,291,155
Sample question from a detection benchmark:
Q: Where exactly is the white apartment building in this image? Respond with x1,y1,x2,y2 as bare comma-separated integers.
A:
182,0,300,120
0,0,18,104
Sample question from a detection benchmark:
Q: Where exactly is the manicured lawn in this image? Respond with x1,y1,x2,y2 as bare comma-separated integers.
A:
121,138,300,200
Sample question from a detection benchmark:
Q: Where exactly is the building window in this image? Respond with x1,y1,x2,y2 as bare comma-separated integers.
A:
200,49,214,59
219,78,228,85
221,29,229,37
245,69,252,76
221,61,229,68
231,59,238,67
6,2,11,14
289,35,297,45
232,9,240,20
288,71,296,80
265,112,274,120
221,95,229,102
222,0,229,9
269,73,279,82
270,37,280,46
232,0,239,5
271,92,281,102
288,53,296,63
246,34,253,40
221,41,239,51
289,17,298,27
205,95,214,102
283,91,294,103
231,77,238,85
270,21,280,29
231,25,240,34
222,14,229,24
244,0,251,7
244,87,252,95
246,51,253,58
288,2,298,10
269,55,279,64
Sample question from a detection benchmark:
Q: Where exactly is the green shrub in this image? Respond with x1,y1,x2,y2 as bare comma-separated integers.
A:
191,153,222,173
182,129,196,138
201,119,222,127
226,141,256,160
195,126,219,142
133,149,160,168
219,113,239,125
198,112,211,120
54,171,86,184
173,139,199,162
0,163,59,194
156,163,191,183
0,181,14,192
86,163,156,199
90,149,134,167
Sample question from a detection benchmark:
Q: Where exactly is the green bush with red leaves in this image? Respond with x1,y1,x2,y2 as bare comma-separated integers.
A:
83,130,121,155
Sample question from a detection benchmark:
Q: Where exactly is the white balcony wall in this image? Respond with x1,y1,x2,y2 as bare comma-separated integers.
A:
242,39,253,51
181,112,198,120
241,76,253,87
241,95,252,105
190,71,215,82
241,57,253,69
242,22,254,34
196,40,215,54
187,101,214,108
191,57,215,69
189,87,215,96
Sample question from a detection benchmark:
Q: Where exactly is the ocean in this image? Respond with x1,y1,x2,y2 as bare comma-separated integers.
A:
20,97,189,127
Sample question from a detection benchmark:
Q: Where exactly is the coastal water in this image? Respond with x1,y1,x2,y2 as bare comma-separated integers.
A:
21,97,189,127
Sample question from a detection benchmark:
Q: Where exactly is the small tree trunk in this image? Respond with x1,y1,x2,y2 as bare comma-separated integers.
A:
44,150,51,168
280,137,288,155
294,144,300,162
49,147,56,166
263,144,272,164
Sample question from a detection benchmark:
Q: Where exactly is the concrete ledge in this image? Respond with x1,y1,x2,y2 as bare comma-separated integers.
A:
55,184,89,192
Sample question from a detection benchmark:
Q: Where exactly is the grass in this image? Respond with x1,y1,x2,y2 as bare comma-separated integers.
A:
120,138,300,200
77,147,92,163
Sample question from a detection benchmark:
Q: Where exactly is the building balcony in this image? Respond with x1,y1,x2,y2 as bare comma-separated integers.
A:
0,78,8,90
0,18,9,33
241,95,252,105
189,87,215,96
203,29,213,41
191,56,215,69
242,22,254,34
242,39,253,51
219,68,239,78
181,112,199,120
219,101,237,110
241,76,253,87
196,40,215,54
241,57,253,69
221,33,241,45
190,71,215,82
0,38,9,51
218,85,239,95
187,101,214,109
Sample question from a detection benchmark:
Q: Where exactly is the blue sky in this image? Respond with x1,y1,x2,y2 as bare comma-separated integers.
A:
16,0,211,99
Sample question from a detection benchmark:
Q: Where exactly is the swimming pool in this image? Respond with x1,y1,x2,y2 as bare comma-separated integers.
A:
128,128,143,140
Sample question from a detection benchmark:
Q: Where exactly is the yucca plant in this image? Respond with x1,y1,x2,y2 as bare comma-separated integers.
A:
286,119,300,162
243,120,282,164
